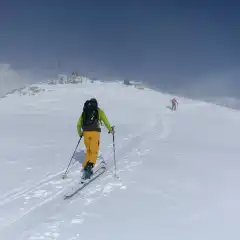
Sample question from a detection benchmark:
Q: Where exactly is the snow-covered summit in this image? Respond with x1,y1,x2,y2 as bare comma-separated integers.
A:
0,79,240,240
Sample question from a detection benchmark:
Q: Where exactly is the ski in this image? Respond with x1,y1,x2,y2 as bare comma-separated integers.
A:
64,164,106,200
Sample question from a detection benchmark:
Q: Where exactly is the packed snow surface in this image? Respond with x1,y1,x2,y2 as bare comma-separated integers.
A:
0,80,240,240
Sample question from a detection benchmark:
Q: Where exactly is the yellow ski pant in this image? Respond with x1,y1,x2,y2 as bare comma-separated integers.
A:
82,131,100,168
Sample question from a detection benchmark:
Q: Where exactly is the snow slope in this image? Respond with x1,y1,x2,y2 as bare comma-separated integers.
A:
0,80,240,240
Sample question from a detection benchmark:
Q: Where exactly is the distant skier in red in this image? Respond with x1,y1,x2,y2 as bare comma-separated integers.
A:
171,98,178,111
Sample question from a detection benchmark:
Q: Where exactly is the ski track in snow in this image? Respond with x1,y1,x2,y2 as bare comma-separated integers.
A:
0,107,175,240
0,170,66,207
24,112,174,240
0,109,171,238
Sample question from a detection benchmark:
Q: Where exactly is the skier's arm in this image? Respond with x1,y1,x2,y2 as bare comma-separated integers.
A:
99,109,112,132
77,114,83,136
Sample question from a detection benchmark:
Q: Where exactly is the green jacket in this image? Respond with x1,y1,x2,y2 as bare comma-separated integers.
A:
77,108,112,136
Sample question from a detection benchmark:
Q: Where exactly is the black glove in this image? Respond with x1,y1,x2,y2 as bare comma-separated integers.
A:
108,126,115,134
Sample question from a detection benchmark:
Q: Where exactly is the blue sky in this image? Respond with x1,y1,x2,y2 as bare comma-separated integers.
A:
0,0,239,97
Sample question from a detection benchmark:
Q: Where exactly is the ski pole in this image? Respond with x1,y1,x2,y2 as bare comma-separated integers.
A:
62,136,82,179
112,126,117,178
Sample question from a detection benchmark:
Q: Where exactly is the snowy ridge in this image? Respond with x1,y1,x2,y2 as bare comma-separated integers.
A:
203,96,240,110
0,80,240,239
0,70,146,101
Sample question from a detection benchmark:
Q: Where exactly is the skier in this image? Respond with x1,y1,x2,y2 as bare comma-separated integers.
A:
171,98,178,111
77,98,114,180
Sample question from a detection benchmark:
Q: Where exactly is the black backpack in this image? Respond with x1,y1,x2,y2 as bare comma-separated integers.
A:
82,99,99,129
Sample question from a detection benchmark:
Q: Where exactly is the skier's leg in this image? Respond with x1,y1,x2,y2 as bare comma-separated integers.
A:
82,131,100,168
88,131,100,167
82,131,91,168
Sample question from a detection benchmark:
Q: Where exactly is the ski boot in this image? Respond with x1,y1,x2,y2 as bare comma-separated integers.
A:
82,162,94,181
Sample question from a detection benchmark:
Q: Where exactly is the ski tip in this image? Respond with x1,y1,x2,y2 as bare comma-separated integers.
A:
64,194,72,200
